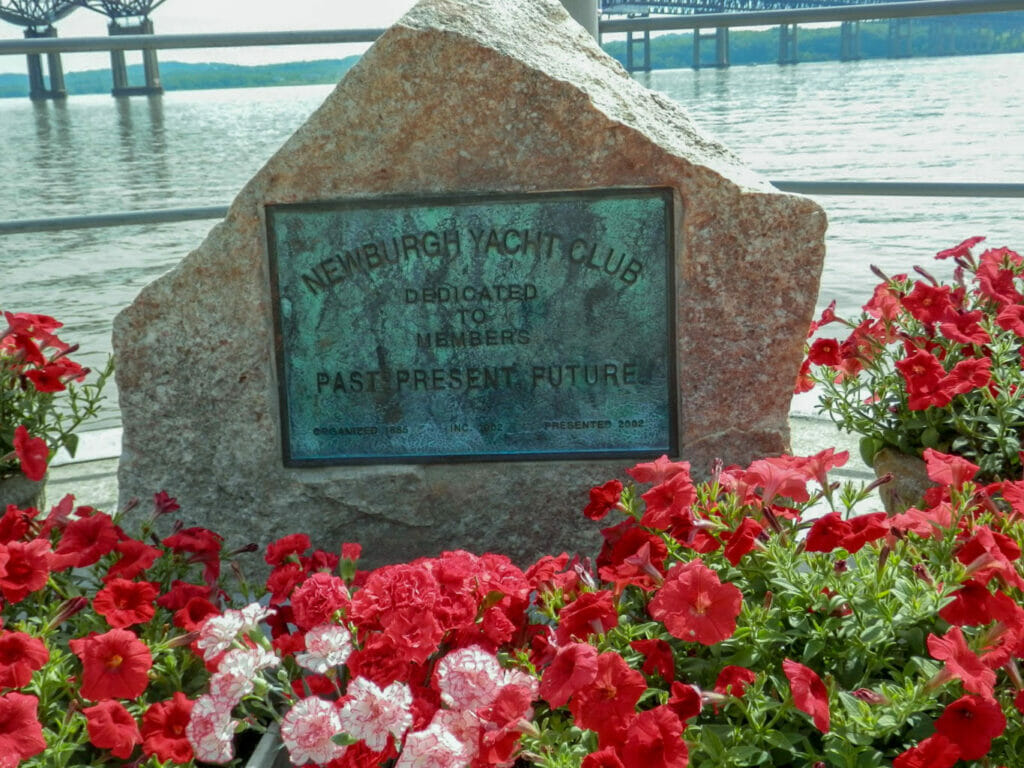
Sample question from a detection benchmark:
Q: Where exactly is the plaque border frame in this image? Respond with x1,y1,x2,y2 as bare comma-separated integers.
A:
265,187,679,466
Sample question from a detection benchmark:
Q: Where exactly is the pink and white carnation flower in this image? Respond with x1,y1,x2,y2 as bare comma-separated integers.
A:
208,646,279,706
295,623,353,674
394,718,473,768
337,676,413,751
186,694,237,764
280,696,346,766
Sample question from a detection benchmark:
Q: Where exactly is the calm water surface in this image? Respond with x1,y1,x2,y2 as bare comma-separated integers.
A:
1,53,1022,427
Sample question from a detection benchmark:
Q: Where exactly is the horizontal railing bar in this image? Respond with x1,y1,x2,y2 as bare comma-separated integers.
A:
0,205,229,234
0,29,385,56
1,181,1022,235
772,180,1024,197
601,0,1024,32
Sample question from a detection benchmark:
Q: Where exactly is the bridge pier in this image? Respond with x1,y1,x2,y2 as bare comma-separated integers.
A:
888,18,912,58
691,28,729,69
108,18,163,96
23,26,66,100
778,23,798,65
840,20,861,61
715,27,729,68
626,26,651,72
928,19,955,55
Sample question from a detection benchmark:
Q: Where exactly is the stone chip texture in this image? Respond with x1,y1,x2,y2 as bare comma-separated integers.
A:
113,0,827,569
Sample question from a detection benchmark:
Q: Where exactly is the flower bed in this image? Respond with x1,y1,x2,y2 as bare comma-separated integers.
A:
6,239,1024,767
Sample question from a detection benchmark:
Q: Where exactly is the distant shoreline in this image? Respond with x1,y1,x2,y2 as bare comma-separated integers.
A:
2,13,1022,99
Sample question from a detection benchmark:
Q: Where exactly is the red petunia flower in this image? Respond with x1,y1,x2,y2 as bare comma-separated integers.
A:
714,665,756,698
742,456,811,504
783,659,830,732
83,700,141,759
721,518,764,566
105,538,162,582
540,642,599,708
648,560,742,645
0,630,49,689
621,705,687,768
52,512,121,570
627,456,690,485
142,692,195,763
556,590,619,644
173,596,221,632
922,448,979,488
584,480,623,521
630,638,675,682
934,694,1006,760
807,337,842,366
641,472,698,531
893,734,961,768
667,681,702,722
12,426,47,482
0,692,46,764
598,527,668,591
895,349,952,410
93,579,160,628
69,628,153,701
582,747,626,768
569,652,646,747
996,303,1024,336
938,581,995,626
162,527,223,587
0,537,52,603
936,235,985,260
901,281,957,325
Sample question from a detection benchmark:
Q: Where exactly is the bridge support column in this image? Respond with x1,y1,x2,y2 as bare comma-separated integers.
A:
23,27,66,101
692,29,701,70
108,19,163,97
715,27,729,68
840,20,861,61
625,15,651,73
928,19,955,55
778,23,798,65
888,18,912,58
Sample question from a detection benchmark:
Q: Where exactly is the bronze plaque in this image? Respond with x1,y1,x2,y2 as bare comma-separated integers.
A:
266,188,677,465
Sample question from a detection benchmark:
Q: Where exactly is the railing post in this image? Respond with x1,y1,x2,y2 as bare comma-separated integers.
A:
560,0,599,40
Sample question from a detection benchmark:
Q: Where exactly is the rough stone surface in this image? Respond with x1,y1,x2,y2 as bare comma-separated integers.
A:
113,0,827,569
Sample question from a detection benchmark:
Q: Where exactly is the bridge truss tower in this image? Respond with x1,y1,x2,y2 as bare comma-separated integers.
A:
0,0,78,99
80,0,167,95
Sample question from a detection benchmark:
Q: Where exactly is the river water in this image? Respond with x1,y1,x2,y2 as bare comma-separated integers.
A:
1,52,1022,428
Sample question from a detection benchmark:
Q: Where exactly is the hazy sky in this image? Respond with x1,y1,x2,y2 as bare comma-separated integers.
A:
0,0,420,74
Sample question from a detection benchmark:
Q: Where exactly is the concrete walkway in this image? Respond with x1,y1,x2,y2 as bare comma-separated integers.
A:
46,413,875,515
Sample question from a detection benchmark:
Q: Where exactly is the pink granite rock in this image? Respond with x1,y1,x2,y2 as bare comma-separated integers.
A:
113,0,826,569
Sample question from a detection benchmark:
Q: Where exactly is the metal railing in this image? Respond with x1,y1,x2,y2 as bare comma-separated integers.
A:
2,183,1023,235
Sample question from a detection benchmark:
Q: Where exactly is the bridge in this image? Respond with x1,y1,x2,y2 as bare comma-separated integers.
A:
0,0,166,98
600,0,924,69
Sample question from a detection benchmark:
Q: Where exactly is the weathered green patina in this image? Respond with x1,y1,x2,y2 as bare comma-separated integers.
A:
266,188,676,464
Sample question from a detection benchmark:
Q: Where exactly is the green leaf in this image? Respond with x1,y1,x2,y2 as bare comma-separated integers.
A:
62,432,79,459
859,436,883,466
730,746,772,765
